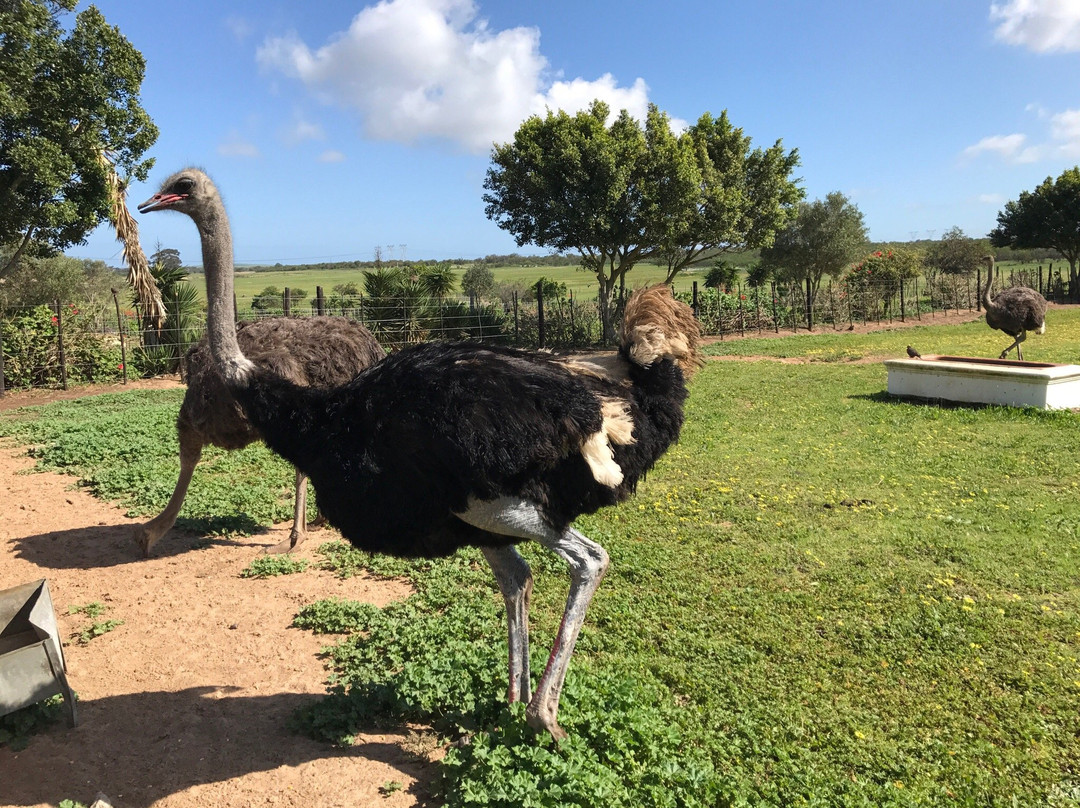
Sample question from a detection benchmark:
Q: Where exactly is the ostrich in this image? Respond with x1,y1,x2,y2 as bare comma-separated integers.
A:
981,255,1047,361
139,167,703,740
135,317,385,557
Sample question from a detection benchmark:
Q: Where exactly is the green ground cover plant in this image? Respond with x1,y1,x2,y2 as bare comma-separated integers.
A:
3,313,1080,805
239,555,309,578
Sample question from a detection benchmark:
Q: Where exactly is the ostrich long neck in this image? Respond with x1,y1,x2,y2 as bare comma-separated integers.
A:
197,202,255,383
982,260,995,309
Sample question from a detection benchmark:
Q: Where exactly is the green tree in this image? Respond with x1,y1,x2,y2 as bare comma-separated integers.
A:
417,264,457,300
149,247,182,273
989,166,1080,300
704,260,739,290
0,1,158,277
462,264,496,300
658,111,802,281
251,286,283,313
759,192,868,330
484,101,800,342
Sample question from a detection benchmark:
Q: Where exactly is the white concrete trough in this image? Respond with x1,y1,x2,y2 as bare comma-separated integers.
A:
884,355,1080,410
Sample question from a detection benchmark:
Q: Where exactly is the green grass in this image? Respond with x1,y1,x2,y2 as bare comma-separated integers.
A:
195,262,706,306
3,314,1080,804
707,305,1080,365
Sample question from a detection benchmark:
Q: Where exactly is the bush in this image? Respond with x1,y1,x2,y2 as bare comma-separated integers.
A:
1,304,128,389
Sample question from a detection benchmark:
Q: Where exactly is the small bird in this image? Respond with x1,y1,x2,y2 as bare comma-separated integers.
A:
906,345,922,359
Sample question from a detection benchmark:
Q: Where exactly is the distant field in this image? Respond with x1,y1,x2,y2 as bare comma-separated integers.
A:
187,258,1061,309
190,263,709,306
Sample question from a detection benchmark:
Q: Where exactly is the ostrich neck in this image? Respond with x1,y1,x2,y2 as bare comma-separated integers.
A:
982,263,995,308
197,206,254,384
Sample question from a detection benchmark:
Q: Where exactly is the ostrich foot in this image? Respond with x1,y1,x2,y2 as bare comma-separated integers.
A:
308,512,328,529
999,350,1010,359
134,522,169,558
525,705,568,742
264,529,304,555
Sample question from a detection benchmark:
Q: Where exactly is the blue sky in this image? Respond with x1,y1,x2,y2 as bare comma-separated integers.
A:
68,0,1080,267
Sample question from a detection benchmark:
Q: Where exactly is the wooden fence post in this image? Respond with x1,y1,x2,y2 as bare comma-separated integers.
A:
283,287,291,317
899,280,906,323
0,308,5,397
692,281,699,320
54,299,68,390
536,280,545,349
316,286,326,316
111,289,128,385
512,291,519,345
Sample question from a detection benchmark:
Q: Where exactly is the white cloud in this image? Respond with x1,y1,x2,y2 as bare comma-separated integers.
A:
218,132,260,158
257,0,652,153
990,0,1080,53
318,149,347,163
961,133,1041,163
1050,108,1080,156
285,119,325,145
224,15,253,42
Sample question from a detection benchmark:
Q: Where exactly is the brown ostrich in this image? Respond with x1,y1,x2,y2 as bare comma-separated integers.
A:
135,314,384,558
981,255,1048,361
139,166,702,740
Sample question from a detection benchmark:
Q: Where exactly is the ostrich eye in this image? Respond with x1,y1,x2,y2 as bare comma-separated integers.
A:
174,178,195,194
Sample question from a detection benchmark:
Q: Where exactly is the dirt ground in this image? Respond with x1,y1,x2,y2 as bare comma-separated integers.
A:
0,380,426,808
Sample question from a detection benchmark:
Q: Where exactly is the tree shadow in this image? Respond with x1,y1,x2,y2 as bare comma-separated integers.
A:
0,687,434,807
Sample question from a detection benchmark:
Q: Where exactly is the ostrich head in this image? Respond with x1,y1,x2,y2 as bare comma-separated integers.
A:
137,168,222,226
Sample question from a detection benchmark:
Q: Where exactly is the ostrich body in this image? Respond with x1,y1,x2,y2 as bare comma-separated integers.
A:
135,317,385,557
981,255,1047,361
139,168,702,740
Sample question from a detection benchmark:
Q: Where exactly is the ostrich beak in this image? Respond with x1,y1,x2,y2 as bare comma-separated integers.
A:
137,192,187,213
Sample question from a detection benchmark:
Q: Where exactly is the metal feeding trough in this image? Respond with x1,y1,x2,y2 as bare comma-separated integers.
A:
0,579,77,726
884,355,1080,410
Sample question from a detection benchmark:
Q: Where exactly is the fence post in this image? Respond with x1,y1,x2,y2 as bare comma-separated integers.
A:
513,291,519,345
54,299,68,390
536,280,545,349
899,280,906,323
283,287,291,317
111,289,128,385
692,281,699,320
316,286,326,316
0,309,5,397
569,289,576,343
738,285,745,337
1039,265,1043,296
771,281,779,334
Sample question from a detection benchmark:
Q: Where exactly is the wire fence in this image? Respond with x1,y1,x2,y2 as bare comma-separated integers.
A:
0,266,1067,395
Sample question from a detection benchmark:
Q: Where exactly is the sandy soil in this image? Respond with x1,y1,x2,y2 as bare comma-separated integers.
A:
0,383,428,808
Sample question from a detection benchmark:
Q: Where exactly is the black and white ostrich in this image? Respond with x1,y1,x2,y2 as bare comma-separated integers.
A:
138,167,703,740
135,317,385,557
982,255,1047,360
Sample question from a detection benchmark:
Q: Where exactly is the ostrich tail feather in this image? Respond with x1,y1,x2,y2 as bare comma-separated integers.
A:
618,285,704,379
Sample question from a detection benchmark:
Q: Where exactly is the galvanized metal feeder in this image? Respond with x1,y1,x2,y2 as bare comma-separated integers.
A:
0,579,77,726
884,355,1080,410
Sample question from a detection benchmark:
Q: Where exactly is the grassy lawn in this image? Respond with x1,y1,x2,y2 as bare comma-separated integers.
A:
3,310,1080,805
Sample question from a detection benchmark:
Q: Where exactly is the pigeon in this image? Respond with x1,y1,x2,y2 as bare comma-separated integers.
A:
906,345,922,359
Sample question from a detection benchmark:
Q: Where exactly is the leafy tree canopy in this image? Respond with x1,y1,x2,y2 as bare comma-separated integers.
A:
0,0,158,276
923,227,985,276
483,100,801,341
461,264,496,299
990,166,1080,299
759,192,868,328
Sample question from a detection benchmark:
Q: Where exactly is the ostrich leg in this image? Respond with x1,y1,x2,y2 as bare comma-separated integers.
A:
527,526,608,740
265,469,314,554
458,498,609,740
1000,330,1027,360
136,421,203,557
481,545,534,703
